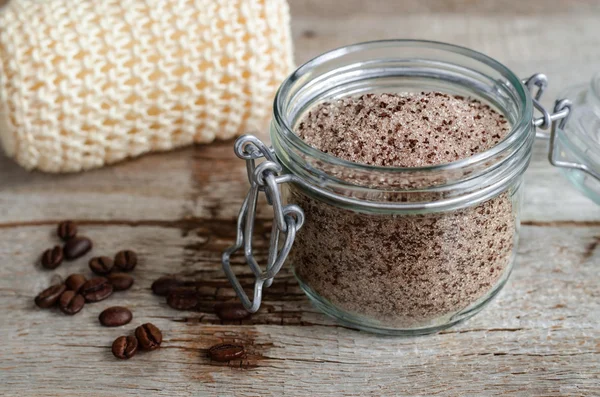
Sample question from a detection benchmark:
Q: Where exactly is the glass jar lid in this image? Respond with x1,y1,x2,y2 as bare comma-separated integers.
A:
547,73,600,204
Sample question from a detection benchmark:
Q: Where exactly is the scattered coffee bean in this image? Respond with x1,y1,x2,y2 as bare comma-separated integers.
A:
57,220,78,241
166,287,198,310
112,335,138,360
107,273,134,291
114,250,137,272
41,246,64,270
58,290,85,315
214,302,251,321
89,256,114,276
208,343,245,362
151,276,185,296
99,306,132,327
80,277,113,302
63,236,93,260
135,323,162,350
35,283,66,308
65,274,87,293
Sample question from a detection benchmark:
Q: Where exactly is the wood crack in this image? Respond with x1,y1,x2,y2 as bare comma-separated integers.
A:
2,218,598,230
264,356,356,365
440,327,526,334
465,351,598,358
521,220,600,228
56,344,107,349
0,218,231,230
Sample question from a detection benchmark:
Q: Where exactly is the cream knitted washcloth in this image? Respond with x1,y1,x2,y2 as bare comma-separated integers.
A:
0,0,293,172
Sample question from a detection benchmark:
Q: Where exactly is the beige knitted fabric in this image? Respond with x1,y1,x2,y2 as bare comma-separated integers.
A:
0,0,293,172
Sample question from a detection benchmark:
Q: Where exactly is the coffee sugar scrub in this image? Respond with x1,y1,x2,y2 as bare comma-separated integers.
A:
289,92,516,330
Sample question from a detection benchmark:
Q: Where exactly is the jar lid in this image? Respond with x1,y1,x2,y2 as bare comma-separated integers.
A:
550,75,600,204
522,73,600,204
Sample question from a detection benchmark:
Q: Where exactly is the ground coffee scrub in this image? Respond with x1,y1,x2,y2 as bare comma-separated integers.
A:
290,92,514,329
221,40,574,335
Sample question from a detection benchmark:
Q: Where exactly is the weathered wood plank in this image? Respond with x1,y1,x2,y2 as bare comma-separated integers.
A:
1,141,598,224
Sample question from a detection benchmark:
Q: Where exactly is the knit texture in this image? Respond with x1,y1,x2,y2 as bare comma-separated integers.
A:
0,0,293,172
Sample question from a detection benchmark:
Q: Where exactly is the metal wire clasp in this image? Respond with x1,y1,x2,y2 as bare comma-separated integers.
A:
524,73,572,136
221,135,304,313
524,74,600,181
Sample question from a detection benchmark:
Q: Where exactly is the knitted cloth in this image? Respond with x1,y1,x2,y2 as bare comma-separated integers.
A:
0,0,293,172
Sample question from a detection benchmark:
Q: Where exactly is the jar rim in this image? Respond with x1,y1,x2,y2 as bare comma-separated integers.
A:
273,39,533,174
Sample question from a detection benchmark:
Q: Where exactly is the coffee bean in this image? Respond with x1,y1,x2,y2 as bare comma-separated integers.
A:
65,274,87,293
114,250,137,272
63,236,92,260
99,306,132,327
80,277,113,302
151,276,185,296
58,290,85,315
89,256,114,275
57,220,78,241
41,246,63,269
214,302,251,321
166,287,198,310
107,273,134,291
208,343,245,362
112,335,138,360
135,323,162,350
35,283,66,308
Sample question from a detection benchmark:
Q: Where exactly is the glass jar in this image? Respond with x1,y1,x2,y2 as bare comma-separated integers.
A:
222,40,594,335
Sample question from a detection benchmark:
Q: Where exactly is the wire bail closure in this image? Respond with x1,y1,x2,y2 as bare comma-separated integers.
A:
221,135,305,313
524,74,600,181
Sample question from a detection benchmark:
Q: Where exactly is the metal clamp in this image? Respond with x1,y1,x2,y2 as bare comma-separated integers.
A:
523,73,572,136
523,73,600,181
221,135,304,313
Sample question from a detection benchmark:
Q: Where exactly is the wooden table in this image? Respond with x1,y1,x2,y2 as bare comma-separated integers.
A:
2,1,599,396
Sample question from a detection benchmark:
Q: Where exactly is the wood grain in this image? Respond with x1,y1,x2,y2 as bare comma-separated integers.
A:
1,1,599,396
